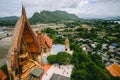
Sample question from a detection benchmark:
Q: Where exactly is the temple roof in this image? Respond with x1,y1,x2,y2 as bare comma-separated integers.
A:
11,5,41,52
9,5,41,67
106,63,120,77
44,34,52,48
37,32,52,49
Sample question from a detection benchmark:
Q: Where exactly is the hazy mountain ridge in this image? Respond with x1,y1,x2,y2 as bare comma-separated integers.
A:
0,11,120,26
0,16,19,26
0,16,19,20
104,16,120,20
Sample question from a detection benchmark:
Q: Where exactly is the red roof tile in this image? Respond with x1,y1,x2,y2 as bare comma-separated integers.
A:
0,70,7,80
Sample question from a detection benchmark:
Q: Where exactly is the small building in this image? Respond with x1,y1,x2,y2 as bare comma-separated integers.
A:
109,46,115,50
106,63,120,77
102,44,108,50
81,44,90,53
91,43,96,48
115,50,120,56
111,43,117,47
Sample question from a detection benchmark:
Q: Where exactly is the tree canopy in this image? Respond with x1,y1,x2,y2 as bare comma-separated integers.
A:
70,42,115,80
47,52,72,65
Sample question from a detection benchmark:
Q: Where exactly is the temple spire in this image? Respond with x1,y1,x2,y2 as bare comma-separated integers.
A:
22,4,26,17
64,38,70,51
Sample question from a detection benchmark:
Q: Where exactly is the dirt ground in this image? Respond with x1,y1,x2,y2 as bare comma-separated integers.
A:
0,37,12,58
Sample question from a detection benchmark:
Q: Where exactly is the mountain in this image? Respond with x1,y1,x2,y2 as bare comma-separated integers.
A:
0,16,19,20
0,16,19,26
30,10,79,24
0,11,79,26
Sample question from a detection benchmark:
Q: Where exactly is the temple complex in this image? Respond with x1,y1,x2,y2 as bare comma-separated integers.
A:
4,5,74,80
8,6,42,80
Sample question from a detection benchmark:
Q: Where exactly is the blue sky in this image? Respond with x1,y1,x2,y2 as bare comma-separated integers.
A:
0,0,120,18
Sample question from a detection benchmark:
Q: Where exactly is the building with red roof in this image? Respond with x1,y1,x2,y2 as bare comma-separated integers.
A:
37,32,52,54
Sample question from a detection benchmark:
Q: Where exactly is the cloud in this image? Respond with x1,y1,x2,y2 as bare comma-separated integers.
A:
0,0,120,18
60,0,80,8
24,0,40,6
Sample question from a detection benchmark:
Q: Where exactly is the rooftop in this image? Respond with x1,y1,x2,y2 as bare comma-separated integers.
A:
106,63,120,77
30,67,44,77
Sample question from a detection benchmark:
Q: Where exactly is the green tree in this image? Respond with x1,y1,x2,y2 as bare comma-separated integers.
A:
47,55,56,64
56,52,72,65
88,53,105,68
70,43,82,52
47,52,72,65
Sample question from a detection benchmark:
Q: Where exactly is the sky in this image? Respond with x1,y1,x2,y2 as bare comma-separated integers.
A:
0,0,120,18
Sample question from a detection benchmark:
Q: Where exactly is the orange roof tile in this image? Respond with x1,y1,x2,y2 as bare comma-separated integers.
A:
106,63,120,77
0,70,7,80
37,33,45,48
37,32,52,49
38,64,52,76
44,34,52,48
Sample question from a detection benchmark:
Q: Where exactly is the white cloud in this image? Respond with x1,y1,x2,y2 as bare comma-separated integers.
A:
24,0,40,6
0,0,120,18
